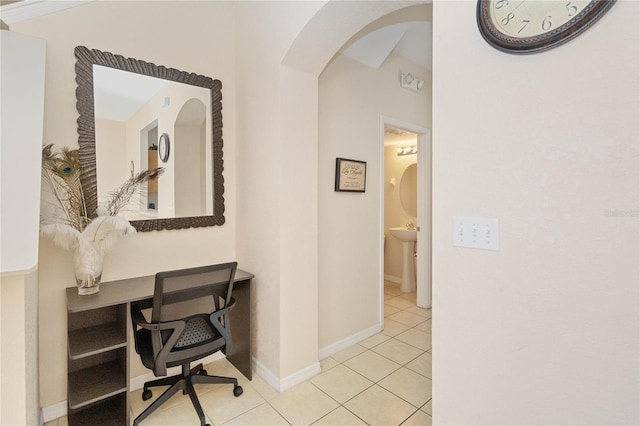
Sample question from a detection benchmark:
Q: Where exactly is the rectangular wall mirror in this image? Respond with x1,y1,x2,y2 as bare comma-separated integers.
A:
75,46,225,232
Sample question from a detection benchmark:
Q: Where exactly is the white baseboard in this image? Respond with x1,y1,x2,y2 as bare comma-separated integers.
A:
318,323,383,360
252,357,280,391
279,362,321,392
41,352,225,423
384,274,401,284
41,400,66,424
252,357,320,393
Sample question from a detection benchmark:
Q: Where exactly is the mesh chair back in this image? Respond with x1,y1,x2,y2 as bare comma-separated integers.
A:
151,262,237,323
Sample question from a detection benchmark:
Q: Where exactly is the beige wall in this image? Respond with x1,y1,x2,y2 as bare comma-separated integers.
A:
318,51,431,350
95,118,127,201
432,1,639,424
0,272,39,426
175,122,206,217
234,0,325,384
11,0,238,408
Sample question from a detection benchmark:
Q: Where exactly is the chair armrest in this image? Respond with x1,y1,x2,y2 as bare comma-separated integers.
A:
210,297,236,321
210,298,236,353
131,304,157,330
131,304,183,333
131,303,186,376
131,304,153,355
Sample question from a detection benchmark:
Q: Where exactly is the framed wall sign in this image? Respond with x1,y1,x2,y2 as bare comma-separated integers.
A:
335,158,366,192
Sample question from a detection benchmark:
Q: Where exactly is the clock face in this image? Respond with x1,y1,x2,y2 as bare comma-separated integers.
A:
490,0,590,38
477,0,616,54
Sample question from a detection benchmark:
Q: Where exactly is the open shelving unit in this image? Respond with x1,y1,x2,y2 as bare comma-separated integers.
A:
67,303,129,425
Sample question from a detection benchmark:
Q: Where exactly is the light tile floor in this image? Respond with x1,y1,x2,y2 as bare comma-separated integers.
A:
46,281,432,426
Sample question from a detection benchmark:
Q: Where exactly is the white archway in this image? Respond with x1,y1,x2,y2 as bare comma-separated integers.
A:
277,0,429,385
236,0,429,392
282,1,427,76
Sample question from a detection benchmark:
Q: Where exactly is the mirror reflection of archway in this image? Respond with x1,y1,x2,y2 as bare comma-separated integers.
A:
174,98,207,217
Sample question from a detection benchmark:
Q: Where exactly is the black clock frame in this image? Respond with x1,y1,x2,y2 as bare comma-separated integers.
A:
159,133,171,163
477,0,617,54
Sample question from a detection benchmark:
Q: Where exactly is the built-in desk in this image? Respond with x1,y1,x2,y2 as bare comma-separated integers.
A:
65,269,253,426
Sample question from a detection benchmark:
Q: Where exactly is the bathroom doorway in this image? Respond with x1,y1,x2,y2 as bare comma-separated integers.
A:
380,117,431,320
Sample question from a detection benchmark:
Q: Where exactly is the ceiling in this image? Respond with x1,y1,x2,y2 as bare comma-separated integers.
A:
3,1,431,124
93,66,168,122
0,0,94,25
338,3,432,71
336,3,431,142
2,1,432,70
342,21,431,70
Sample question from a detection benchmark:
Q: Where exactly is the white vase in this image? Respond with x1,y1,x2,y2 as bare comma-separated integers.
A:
42,215,136,295
73,243,104,295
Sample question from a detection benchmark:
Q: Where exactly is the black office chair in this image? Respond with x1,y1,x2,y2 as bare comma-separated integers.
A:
131,262,243,426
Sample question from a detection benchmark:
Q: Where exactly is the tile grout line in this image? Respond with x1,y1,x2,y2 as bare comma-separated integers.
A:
308,290,432,423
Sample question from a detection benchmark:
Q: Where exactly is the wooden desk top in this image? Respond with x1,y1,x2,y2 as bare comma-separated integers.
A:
67,269,254,313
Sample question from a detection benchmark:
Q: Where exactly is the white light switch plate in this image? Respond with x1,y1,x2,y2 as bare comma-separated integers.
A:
453,216,499,251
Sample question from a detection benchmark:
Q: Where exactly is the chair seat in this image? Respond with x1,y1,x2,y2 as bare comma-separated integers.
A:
136,314,222,370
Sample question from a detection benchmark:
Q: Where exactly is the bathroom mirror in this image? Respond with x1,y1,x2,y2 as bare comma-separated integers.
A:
399,163,417,217
75,46,225,232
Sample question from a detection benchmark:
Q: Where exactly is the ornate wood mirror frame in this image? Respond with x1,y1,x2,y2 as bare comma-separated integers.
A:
74,46,225,232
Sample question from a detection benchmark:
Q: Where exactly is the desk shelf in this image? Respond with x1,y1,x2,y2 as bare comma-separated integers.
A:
68,357,127,409
68,322,127,359
68,393,127,426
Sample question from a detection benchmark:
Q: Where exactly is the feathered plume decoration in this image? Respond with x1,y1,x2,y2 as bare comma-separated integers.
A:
101,168,165,216
83,215,137,255
41,144,164,286
40,222,82,251
41,144,164,231
41,144,90,231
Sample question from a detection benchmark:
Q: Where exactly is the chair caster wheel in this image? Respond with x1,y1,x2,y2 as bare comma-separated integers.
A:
142,389,153,401
233,385,243,397
198,369,208,376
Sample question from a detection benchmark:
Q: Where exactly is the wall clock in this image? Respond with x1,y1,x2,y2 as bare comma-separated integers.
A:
159,133,170,163
477,0,616,54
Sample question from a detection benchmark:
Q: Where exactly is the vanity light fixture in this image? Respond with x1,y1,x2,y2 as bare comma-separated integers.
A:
400,72,425,92
396,145,417,156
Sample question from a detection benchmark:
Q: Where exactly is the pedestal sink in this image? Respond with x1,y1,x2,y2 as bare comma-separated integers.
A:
389,227,417,293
